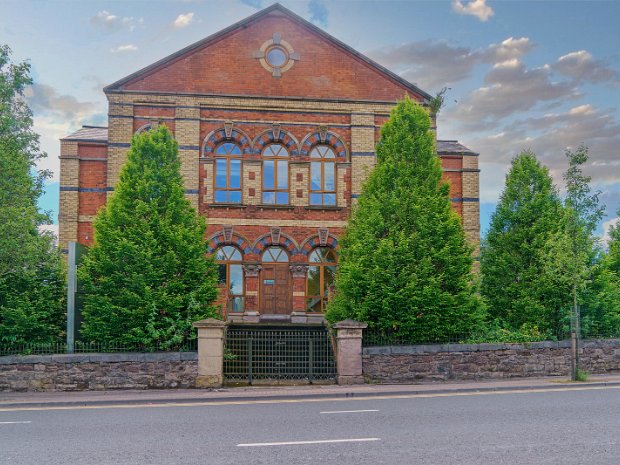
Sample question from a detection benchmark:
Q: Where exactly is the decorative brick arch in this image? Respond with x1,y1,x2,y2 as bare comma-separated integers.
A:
135,123,154,134
202,127,252,156
299,130,348,160
207,231,253,256
252,232,300,256
300,234,339,257
252,127,299,156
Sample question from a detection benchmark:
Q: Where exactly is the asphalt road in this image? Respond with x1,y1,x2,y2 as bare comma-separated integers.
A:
1,386,620,465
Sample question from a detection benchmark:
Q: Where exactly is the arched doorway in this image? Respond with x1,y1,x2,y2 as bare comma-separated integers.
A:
260,246,291,314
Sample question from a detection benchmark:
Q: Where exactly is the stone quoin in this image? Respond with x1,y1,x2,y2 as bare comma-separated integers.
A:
58,3,480,324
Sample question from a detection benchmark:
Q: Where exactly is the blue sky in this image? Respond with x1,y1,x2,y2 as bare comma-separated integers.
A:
2,0,619,239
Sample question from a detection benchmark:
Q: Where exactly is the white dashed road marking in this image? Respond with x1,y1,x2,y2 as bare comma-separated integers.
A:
237,438,381,447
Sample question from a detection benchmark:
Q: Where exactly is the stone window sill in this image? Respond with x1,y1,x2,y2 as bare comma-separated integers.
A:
304,205,344,211
256,204,297,210
206,203,247,209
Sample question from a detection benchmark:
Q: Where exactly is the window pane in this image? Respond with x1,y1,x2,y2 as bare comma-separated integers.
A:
216,143,233,155
275,192,289,205
324,194,336,205
229,264,244,295
262,191,275,204
276,248,288,262
215,159,227,188
277,160,288,188
229,247,242,261
324,266,337,292
306,297,322,313
229,190,241,203
324,147,336,158
230,144,241,155
263,160,274,189
220,246,233,260
267,47,287,67
324,162,335,191
310,162,321,191
309,193,322,205
214,190,227,203
217,264,227,284
231,296,244,312
230,159,241,188
311,247,333,263
307,266,320,296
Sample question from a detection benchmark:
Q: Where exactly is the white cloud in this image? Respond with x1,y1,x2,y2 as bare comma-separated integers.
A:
452,0,494,22
486,37,534,63
370,40,480,90
173,12,195,28
602,217,620,244
552,50,620,85
448,60,579,129
25,83,99,120
460,104,620,192
24,83,105,181
91,10,143,32
369,36,533,91
110,44,138,53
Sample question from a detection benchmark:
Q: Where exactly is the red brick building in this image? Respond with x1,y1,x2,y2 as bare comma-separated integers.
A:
59,4,479,324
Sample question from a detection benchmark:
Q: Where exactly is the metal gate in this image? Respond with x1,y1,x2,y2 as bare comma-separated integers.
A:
224,326,336,384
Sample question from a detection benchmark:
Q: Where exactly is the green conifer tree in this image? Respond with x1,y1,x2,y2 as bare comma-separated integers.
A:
0,44,65,344
79,125,219,349
481,152,567,336
325,97,482,342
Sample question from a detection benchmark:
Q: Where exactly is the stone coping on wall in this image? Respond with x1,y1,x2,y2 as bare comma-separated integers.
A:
0,351,198,365
362,339,620,355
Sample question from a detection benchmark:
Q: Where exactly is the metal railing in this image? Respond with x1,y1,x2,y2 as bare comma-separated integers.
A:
0,339,198,356
224,326,336,384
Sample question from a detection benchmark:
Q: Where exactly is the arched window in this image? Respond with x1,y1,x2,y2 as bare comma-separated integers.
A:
306,247,337,312
214,142,242,203
215,246,244,312
262,246,289,263
262,144,289,205
309,146,336,206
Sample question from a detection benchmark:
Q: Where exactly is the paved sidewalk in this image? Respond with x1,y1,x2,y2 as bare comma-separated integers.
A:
2,374,620,408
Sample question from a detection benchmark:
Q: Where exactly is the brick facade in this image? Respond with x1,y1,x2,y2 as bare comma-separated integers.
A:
59,4,480,323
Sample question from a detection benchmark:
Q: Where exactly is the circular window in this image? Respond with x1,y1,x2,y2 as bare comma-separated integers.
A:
266,47,287,67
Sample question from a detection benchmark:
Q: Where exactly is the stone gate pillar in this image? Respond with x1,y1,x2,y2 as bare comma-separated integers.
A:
192,318,227,388
333,319,367,384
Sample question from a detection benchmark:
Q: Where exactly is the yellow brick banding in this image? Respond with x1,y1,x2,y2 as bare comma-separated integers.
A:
207,218,347,228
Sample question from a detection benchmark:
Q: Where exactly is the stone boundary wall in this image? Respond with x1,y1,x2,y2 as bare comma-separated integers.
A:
0,352,197,392
363,339,620,383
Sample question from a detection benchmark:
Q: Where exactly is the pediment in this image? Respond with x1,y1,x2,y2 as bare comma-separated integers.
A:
105,4,431,103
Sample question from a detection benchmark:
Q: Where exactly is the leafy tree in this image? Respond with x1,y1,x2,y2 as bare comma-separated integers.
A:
0,44,65,344
579,205,620,337
481,152,566,336
79,125,219,348
325,97,482,341
542,145,605,378
544,145,605,324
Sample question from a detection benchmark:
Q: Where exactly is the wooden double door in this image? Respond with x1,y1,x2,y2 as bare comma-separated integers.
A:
260,264,291,314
